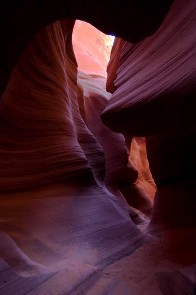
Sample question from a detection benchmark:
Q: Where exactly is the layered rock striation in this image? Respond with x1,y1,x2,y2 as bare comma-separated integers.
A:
0,20,148,288
103,0,196,229
0,0,195,293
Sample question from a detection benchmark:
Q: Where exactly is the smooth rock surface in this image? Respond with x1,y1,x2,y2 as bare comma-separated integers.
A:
0,0,195,294
0,20,148,294
102,0,196,136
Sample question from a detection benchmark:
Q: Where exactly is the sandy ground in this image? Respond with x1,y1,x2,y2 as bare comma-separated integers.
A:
0,226,195,294
86,239,180,294
86,224,196,295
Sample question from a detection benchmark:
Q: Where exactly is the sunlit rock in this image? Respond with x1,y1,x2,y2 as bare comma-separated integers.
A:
73,20,114,77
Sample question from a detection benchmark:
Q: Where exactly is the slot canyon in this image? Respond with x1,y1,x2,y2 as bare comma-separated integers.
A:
0,1,196,294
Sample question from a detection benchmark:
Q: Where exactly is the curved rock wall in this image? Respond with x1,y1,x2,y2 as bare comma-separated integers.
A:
0,20,95,192
0,20,147,285
73,21,153,214
0,0,173,96
0,0,195,293
102,0,196,136
104,0,196,229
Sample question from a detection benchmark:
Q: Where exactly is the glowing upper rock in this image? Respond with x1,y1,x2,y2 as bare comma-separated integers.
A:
73,20,114,77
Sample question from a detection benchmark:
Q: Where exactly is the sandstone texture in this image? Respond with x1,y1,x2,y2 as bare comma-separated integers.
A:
0,0,195,294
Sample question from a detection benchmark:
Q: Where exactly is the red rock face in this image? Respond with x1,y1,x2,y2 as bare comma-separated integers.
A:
106,38,126,93
73,21,154,214
0,0,195,293
0,20,95,191
73,20,113,77
0,0,173,96
0,20,148,282
102,0,196,136
104,0,196,229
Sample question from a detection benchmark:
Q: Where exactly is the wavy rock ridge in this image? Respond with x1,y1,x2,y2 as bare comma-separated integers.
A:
0,0,196,293
0,19,149,294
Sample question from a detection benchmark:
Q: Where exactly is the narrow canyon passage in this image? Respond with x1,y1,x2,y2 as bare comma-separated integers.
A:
0,1,196,294
0,20,152,294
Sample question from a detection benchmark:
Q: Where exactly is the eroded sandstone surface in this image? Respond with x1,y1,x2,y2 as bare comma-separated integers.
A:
0,0,195,294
